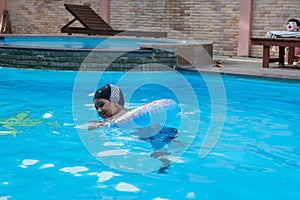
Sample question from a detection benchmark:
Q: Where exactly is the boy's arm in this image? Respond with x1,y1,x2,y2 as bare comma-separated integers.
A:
88,120,106,130
87,116,115,130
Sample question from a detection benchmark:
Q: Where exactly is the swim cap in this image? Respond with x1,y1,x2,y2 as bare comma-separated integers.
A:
94,84,124,106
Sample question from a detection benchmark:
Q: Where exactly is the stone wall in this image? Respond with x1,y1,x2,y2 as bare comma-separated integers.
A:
0,46,176,71
4,0,300,57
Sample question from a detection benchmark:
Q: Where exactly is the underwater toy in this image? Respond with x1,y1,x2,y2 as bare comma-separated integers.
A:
0,111,42,137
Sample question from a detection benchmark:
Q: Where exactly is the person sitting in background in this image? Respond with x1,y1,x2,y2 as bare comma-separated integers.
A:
286,18,300,32
286,19,300,64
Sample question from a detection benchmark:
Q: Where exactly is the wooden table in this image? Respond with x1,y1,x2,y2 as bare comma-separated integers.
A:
251,37,300,68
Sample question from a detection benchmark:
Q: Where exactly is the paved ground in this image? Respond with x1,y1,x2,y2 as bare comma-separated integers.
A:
191,56,300,81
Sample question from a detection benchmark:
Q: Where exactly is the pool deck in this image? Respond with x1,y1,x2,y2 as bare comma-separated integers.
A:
188,56,300,81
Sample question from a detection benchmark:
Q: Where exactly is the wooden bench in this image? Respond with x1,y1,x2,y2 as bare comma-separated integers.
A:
251,37,300,68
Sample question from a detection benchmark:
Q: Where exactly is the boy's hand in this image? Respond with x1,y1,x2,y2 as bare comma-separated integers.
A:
88,120,106,130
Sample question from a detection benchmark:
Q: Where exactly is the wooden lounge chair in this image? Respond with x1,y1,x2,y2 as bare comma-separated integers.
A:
61,4,167,38
0,10,12,34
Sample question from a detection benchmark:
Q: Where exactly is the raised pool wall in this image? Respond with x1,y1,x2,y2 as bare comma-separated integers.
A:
0,47,177,71
0,36,213,71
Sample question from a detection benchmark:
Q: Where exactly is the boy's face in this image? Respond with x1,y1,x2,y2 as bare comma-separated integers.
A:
94,98,117,119
286,21,299,31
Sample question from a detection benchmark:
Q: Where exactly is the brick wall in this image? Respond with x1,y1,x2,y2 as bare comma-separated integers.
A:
4,0,300,57
109,0,240,56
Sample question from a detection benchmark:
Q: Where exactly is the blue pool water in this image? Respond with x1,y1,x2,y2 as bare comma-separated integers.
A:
1,67,300,199
0,36,180,49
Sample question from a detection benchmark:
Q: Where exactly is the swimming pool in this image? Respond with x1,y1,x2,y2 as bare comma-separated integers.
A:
1,67,300,199
0,36,180,49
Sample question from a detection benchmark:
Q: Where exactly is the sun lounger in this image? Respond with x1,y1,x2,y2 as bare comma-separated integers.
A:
61,4,167,38
0,10,12,34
